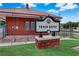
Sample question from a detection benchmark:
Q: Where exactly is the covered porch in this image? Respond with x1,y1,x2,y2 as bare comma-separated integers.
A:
0,35,36,43
0,9,61,43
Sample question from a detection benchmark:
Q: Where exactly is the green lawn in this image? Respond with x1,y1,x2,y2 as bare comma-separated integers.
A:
0,40,79,56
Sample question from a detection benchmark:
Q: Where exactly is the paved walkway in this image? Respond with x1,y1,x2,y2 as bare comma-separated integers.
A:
61,37,78,40
0,41,35,46
0,38,78,46
72,46,79,51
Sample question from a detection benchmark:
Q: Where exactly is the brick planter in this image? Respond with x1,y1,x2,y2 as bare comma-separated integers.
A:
35,35,60,49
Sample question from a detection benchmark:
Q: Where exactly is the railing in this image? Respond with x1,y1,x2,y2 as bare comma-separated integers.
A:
0,35,37,43
0,27,79,43
56,29,79,38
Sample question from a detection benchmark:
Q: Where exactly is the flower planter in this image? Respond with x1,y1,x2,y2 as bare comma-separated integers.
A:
35,35,60,49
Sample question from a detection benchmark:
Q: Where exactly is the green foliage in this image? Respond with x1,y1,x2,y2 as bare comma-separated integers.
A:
0,20,5,26
62,22,79,29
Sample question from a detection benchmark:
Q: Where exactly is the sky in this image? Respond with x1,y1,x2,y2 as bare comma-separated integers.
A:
0,3,79,23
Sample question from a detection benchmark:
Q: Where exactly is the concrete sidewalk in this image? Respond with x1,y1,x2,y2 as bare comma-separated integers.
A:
0,38,78,46
61,38,78,40
0,41,35,46
72,46,79,51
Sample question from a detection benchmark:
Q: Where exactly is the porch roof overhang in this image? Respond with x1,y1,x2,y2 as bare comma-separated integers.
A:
0,9,62,21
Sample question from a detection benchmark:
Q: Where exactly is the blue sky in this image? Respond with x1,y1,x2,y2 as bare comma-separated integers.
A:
0,3,79,23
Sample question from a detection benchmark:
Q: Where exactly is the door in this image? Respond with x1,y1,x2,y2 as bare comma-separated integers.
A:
6,17,25,35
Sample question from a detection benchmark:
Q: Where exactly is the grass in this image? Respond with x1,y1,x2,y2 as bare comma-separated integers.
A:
0,40,79,56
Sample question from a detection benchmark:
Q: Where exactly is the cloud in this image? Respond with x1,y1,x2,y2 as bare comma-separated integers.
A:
17,6,21,8
22,3,37,8
44,3,50,6
29,3,37,8
48,9,58,13
56,3,79,12
78,17,79,19
48,3,78,14
0,3,3,6
61,16,76,23
55,3,66,7
60,3,78,11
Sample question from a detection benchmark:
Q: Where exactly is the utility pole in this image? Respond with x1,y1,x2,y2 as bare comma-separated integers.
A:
69,21,73,38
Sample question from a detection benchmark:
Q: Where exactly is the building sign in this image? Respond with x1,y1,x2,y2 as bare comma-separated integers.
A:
35,16,60,32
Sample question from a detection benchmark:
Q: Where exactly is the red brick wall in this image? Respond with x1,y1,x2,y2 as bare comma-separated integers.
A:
35,39,60,49
6,17,47,35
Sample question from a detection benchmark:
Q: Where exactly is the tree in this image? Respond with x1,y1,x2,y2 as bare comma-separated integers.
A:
62,22,79,29
0,20,5,26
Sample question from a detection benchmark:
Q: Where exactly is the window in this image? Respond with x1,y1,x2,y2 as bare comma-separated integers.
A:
25,21,35,30
31,22,35,30
25,21,30,30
